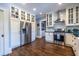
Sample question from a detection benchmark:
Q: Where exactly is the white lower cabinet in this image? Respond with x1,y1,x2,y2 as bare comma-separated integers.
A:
11,20,20,48
31,22,36,42
72,39,79,56
65,33,73,47
65,33,79,56
45,32,54,43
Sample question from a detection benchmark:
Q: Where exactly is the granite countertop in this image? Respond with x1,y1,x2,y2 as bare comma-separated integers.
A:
45,31,79,37
45,31,54,33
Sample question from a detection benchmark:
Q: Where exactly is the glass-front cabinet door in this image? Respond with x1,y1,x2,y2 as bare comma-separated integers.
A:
66,6,79,26
31,15,35,22
75,6,79,24
21,11,25,20
68,8,74,24
46,14,48,27
48,14,52,26
11,6,19,19
27,13,30,21
46,13,54,27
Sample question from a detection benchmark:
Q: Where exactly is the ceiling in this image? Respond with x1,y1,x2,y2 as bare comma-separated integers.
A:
13,3,79,20
14,3,79,14
0,3,79,20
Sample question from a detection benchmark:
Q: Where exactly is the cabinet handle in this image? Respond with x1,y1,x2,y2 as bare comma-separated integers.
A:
1,34,4,37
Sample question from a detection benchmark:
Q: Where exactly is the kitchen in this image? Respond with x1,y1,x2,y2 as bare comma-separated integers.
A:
39,4,79,56
0,3,79,56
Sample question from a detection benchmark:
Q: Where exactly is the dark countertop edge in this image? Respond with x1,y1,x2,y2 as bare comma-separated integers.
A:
45,31,54,33
45,31,79,37
45,31,68,33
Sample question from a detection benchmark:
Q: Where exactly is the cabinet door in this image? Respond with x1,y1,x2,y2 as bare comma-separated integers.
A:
27,13,30,21
48,14,52,26
72,38,79,55
45,33,49,42
10,6,19,19
21,10,25,20
66,6,79,26
31,15,35,22
11,20,20,48
65,34,73,46
46,14,48,27
75,39,79,56
75,6,79,25
45,33,53,43
31,22,36,41
66,7,75,26
68,8,74,24
49,33,54,43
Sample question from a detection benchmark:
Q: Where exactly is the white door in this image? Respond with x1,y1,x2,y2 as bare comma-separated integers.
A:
0,9,4,55
11,20,20,48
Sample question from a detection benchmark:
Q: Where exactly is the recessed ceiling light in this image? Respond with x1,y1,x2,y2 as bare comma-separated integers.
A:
33,8,36,11
58,3,62,5
40,12,42,15
21,3,26,5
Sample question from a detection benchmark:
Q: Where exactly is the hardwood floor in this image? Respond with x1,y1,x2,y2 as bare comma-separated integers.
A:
9,38,74,56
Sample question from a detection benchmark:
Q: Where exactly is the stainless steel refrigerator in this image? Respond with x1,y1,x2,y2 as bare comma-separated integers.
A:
25,22,31,44
20,21,31,46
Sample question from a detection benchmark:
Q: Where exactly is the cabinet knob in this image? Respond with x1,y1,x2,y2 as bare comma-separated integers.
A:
1,34,4,37
72,40,74,42
74,43,76,45
74,38,76,39
74,50,76,52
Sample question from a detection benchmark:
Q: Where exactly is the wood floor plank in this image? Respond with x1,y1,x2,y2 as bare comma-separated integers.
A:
9,38,74,56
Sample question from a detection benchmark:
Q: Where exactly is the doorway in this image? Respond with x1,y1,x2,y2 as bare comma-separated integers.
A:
41,21,46,38
0,9,4,55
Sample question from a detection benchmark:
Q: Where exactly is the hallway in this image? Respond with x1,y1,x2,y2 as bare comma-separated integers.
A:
9,38,74,56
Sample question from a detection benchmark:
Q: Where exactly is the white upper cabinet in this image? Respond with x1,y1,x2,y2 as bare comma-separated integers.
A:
66,5,79,26
46,13,57,27
20,10,26,20
10,6,36,23
31,15,35,22
75,6,79,25
10,6,19,20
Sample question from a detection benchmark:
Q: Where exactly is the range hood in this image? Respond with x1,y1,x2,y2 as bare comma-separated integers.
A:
54,18,65,23
55,9,66,23
54,18,65,31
